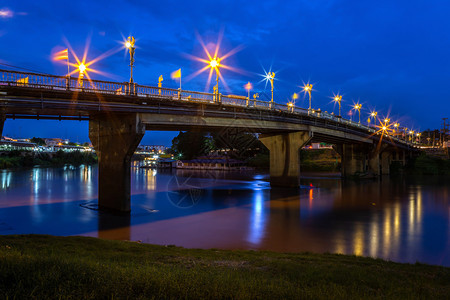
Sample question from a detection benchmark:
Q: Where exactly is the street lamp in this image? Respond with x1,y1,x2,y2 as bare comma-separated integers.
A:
333,94,342,117
209,57,221,97
125,36,136,84
409,130,414,142
393,122,399,136
77,63,86,88
253,93,259,106
370,111,378,125
266,72,275,108
303,83,313,111
354,103,362,123
244,82,252,106
287,101,294,113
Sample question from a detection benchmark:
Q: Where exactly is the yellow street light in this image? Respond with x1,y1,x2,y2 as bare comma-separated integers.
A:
125,36,136,86
266,72,275,107
77,63,86,88
244,82,252,106
354,103,362,123
209,58,219,68
292,92,299,107
287,101,294,112
78,63,86,74
253,93,259,106
302,83,313,110
393,122,399,134
370,111,378,125
333,94,342,116
209,56,221,96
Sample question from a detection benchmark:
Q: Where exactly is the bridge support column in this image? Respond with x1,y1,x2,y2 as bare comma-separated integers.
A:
259,131,311,188
340,144,367,176
380,151,392,175
89,113,145,212
368,151,380,176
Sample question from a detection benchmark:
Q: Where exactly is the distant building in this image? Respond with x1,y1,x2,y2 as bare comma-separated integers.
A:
175,156,248,170
44,138,69,146
0,140,36,151
138,145,168,153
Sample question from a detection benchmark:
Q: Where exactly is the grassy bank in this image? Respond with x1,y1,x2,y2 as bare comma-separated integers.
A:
404,153,450,175
0,150,97,169
0,235,448,299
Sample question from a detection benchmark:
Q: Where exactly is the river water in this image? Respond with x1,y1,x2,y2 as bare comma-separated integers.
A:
0,164,449,267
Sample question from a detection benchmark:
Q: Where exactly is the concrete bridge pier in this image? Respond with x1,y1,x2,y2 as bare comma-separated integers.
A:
339,144,367,176
335,144,381,177
259,131,312,188
89,113,145,212
380,151,393,175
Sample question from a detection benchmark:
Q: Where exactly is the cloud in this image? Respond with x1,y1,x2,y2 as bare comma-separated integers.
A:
0,8,13,18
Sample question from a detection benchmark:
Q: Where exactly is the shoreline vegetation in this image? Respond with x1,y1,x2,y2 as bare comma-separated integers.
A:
0,235,448,299
0,150,97,169
1,149,449,176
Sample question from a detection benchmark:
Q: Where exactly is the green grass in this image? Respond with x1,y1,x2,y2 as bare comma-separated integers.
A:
0,235,448,299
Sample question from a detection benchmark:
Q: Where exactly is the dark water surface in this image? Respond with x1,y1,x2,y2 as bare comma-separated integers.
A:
0,165,449,267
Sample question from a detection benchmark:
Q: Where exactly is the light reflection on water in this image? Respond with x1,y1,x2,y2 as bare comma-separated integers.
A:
0,166,449,267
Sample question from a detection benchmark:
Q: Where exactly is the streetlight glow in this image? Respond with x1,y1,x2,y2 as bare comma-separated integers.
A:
209,58,219,68
302,83,313,111
333,94,342,116
78,63,86,73
354,103,362,123
125,36,136,88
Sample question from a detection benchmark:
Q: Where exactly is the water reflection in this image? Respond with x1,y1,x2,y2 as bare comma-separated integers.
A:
0,166,449,267
248,188,265,245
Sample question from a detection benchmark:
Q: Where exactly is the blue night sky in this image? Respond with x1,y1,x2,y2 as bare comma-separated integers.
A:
1,0,449,146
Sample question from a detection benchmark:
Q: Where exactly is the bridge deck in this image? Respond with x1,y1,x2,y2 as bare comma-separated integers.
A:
0,69,416,149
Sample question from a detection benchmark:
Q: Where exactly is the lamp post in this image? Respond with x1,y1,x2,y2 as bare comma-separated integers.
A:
370,111,378,126
158,75,163,95
409,130,414,142
125,36,136,94
292,92,299,112
78,63,86,88
354,103,362,123
393,122,399,136
333,94,342,117
303,83,313,111
244,82,252,106
287,102,294,113
253,93,259,106
267,72,275,108
209,57,221,97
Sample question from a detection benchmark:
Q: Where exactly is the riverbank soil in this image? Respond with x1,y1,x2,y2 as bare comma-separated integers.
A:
0,235,448,299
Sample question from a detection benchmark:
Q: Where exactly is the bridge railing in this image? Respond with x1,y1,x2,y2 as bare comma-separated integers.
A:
0,69,416,146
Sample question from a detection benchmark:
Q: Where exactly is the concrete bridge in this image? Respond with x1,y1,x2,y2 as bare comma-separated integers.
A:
0,69,418,212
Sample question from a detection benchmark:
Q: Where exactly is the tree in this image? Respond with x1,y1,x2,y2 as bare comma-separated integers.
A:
30,137,46,146
211,130,267,159
170,131,211,160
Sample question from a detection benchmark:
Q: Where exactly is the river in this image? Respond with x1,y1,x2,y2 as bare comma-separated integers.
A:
0,164,449,267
